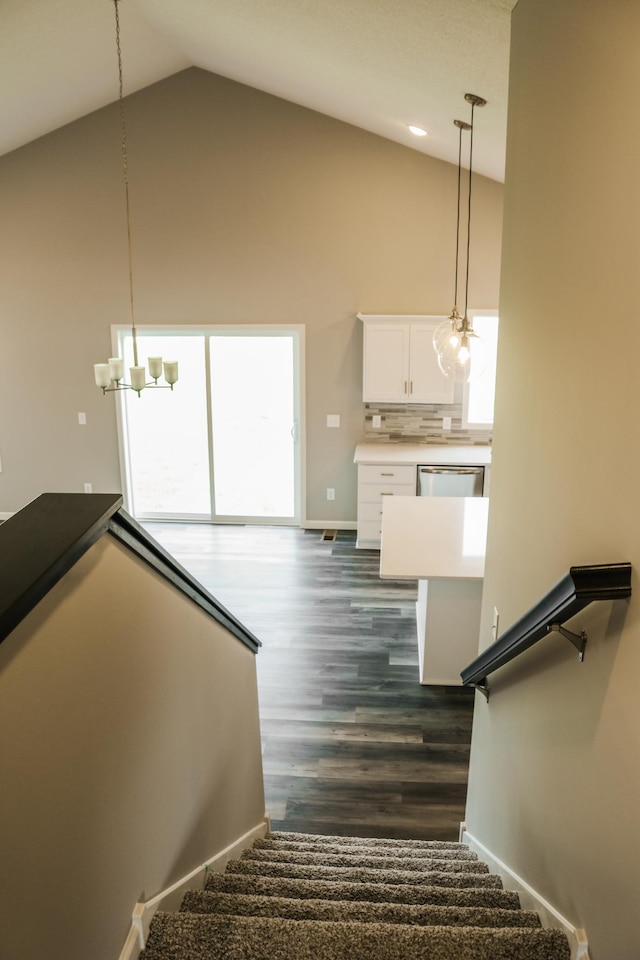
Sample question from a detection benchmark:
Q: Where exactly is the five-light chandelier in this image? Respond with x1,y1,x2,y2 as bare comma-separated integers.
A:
93,0,178,397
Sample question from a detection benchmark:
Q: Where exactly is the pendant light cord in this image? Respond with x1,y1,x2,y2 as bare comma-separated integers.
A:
453,122,463,312
113,0,138,367
463,100,476,322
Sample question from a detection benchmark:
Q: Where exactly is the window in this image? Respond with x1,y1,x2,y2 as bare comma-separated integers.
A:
462,312,499,428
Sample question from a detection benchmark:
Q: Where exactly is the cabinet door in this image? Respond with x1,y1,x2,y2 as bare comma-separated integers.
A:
408,322,455,404
362,324,409,402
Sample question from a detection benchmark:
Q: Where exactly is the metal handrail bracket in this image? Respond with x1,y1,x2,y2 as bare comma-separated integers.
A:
461,562,631,693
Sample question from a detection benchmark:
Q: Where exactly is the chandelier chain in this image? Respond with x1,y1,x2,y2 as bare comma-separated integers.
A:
113,0,138,366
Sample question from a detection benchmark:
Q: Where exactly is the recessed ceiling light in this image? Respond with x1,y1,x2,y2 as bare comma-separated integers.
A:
408,124,428,137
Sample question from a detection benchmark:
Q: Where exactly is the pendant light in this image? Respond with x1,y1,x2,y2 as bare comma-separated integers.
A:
435,93,487,383
93,0,178,397
432,117,471,357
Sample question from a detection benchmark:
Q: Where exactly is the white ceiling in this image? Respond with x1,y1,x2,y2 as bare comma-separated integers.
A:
0,0,515,181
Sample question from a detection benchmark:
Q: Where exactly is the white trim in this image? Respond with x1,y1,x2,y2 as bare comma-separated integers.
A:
118,815,270,960
0,512,14,521
303,521,357,531
460,826,590,960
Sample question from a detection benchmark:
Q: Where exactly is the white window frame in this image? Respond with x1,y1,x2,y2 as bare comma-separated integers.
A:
462,310,499,429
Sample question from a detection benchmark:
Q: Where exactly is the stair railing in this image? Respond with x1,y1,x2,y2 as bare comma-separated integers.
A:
461,562,632,700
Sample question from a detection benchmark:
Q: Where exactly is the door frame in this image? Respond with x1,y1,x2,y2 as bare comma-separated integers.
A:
112,324,306,526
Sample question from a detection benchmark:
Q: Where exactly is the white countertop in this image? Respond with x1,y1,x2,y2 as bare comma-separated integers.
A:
380,496,489,580
354,443,491,467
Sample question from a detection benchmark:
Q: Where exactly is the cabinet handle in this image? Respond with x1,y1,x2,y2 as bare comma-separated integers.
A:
380,472,394,476
404,381,407,394
381,492,394,496
409,380,413,394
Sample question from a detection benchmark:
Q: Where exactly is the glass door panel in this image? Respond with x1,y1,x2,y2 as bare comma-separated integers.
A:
209,335,296,519
119,333,211,518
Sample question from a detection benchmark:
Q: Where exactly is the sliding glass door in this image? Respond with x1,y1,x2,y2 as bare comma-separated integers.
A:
116,327,303,524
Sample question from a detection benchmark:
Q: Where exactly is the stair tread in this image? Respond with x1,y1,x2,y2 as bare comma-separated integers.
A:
141,912,571,960
255,838,478,860
268,831,465,850
205,871,521,909
241,848,486,872
182,890,541,929
227,859,501,888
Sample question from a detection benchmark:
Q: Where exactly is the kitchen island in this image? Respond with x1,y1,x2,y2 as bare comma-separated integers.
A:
354,443,491,548
380,496,489,685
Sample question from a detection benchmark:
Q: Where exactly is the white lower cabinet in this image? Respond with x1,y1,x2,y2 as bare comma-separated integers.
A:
356,463,416,548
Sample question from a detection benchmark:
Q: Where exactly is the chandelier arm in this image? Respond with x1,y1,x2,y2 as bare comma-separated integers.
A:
113,0,138,368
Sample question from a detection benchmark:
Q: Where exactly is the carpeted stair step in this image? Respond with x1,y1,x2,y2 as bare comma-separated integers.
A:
204,870,522,910
181,890,542,929
140,832,572,959
241,847,484,871
226,858,499,888
254,837,479,861
266,831,465,850
141,913,571,960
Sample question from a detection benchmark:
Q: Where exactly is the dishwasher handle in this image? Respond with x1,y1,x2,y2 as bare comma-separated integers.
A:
418,467,482,475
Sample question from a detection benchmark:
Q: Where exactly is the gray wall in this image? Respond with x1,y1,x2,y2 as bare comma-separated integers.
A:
0,67,503,520
0,534,265,960
464,1,640,957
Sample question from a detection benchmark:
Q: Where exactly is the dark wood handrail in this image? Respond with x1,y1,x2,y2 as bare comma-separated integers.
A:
461,562,632,695
109,508,260,653
0,493,260,653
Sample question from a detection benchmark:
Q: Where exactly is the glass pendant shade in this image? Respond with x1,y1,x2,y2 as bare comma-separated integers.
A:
433,310,463,355
436,323,488,383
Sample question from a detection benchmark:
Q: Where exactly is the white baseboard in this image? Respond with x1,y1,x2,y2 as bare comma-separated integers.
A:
303,521,357,531
460,824,590,960
118,815,271,960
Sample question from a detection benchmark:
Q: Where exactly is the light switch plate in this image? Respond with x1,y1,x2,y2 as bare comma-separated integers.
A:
442,416,452,431
326,414,340,428
372,415,382,428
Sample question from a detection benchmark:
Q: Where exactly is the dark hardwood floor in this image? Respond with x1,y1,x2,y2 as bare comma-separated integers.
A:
145,523,475,841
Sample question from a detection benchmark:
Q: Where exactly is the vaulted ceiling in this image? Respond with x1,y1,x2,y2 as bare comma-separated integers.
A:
1,0,515,181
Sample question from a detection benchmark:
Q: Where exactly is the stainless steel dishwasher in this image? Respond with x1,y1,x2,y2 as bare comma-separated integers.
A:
417,464,485,497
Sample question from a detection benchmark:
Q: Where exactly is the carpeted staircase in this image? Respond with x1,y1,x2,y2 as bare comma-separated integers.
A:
140,831,572,959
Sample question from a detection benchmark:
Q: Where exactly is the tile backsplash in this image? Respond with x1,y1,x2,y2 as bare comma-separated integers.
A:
364,395,492,447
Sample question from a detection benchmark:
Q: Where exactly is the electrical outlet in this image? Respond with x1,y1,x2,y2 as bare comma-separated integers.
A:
83,482,93,494
326,487,335,501
78,412,87,425
372,415,382,428
326,414,340,428
442,416,452,431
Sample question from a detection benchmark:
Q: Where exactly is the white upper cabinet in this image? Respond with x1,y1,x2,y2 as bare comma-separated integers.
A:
358,314,455,404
